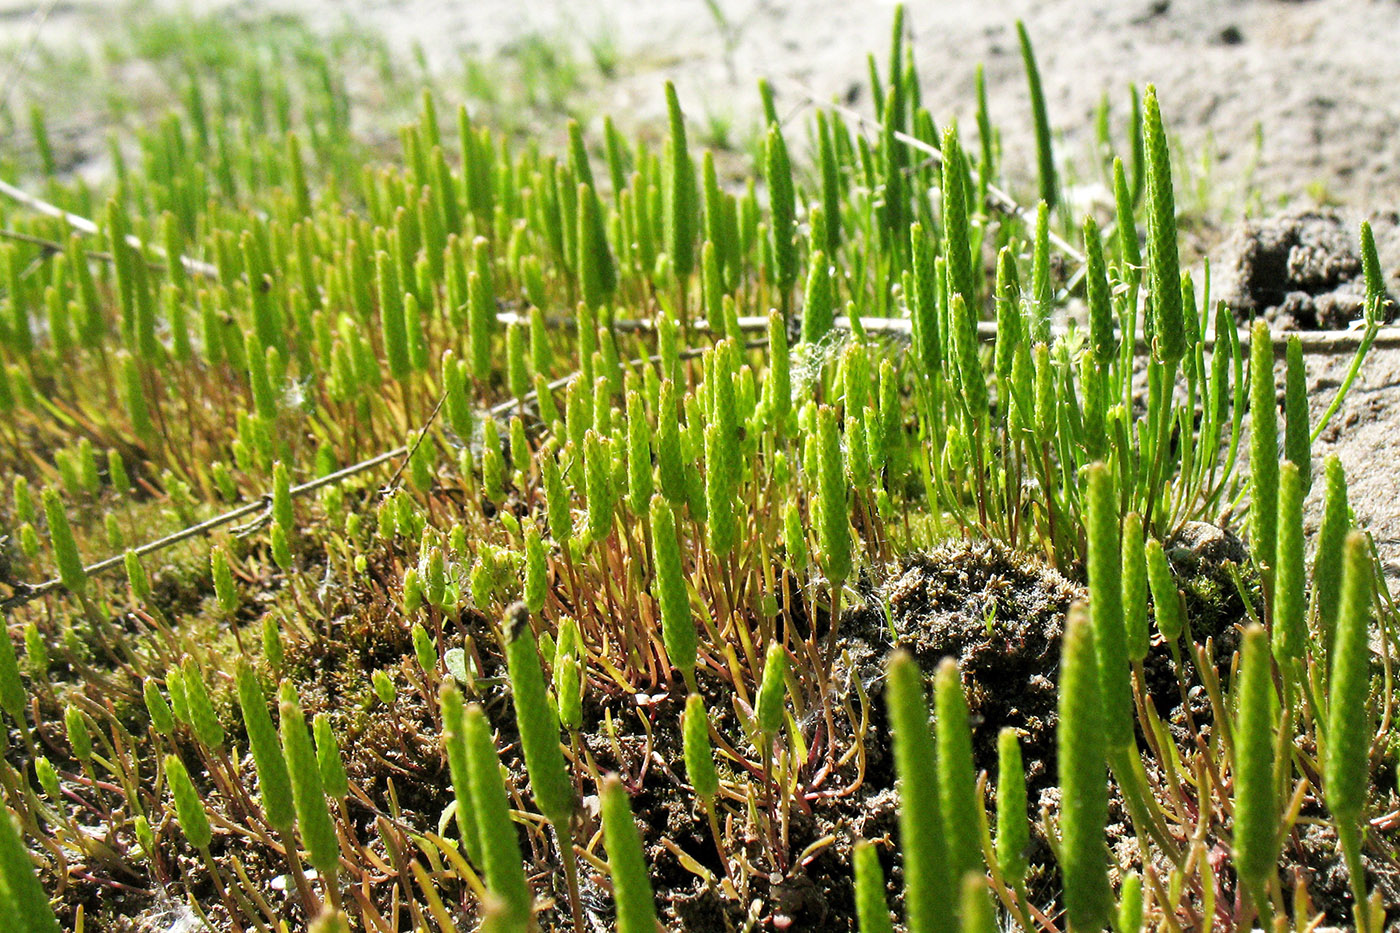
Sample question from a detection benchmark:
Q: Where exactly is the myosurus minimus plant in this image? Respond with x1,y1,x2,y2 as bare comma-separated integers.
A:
0,4,1396,931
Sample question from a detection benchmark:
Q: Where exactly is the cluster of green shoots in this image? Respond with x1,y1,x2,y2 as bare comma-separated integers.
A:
0,6,1395,932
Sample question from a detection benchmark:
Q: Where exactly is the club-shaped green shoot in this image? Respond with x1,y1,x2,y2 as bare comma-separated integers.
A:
941,126,976,316
235,660,294,832
652,495,697,691
420,546,448,610
279,683,341,911
584,430,614,545
625,388,653,517
501,602,583,931
41,487,85,595
0,805,61,933
1141,85,1183,366
165,753,213,851
124,546,150,596
1323,531,1376,928
703,420,738,559
166,667,191,727
663,82,696,291
1273,461,1306,662
1084,215,1117,366
1249,318,1279,585
1121,512,1149,665
467,273,495,384
463,703,534,927
211,544,238,615
508,525,540,613
754,641,788,740
182,658,225,752
263,615,285,677
107,449,131,497
308,911,351,933
143,678,176,737
1084,463,1132,753
270,521,293,572
236,660,320,911
1311,456,1350,662
1030,203,1052,344
313,714,349,804
0,610,25,733
765,309,792,431
1117,873,1144,933
1283,336,1310,491
934,659,982,890
959,873,999,933
683,692,733,890
852,839,895,933
64,706,91,766
600,774,659,933
765,122,798,308
576,182,614,313
554,652,583,734
995,727,1030,894
411,622,437,680
1145,539,1184,645
683,695,719,809
376,249,410,381
542,446,574,545
1232,624,1277,923
166,749,247,916
886,651,953,933
909,224,940,374
1057,603,1111,931
21,622,46,684
801,249,835,346
439,682,482,865
950,293,988,435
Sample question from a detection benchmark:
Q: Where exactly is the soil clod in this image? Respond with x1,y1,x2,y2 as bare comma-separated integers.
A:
1223,210,1393,329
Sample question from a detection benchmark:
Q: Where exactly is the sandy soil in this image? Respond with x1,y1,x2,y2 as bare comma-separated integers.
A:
5,0,1400,574
10,0,1400,204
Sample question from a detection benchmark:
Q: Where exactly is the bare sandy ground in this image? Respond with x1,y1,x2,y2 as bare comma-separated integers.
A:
9,0,1400,205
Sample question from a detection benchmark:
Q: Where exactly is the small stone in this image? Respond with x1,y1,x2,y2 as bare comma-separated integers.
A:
1166,521,1250,573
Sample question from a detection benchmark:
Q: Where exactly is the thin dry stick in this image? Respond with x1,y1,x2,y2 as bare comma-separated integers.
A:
0,0,60,109
526,310,1400,354
1,447,403,612
0,178,220,279
1,227,169,273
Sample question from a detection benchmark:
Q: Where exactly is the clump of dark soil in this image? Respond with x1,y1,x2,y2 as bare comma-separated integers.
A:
1223,210,1393,329
1291,821,1400,931
1163,520,1256,651
1130,521,1257,748
845,541,1087,905
878,541,1082,792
